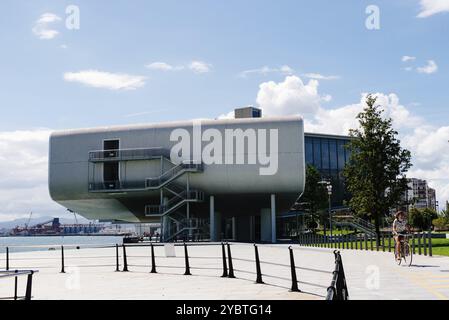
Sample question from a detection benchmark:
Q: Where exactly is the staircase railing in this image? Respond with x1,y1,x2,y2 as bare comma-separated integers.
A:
145,161,204,189
332,215,376,235
145,190,204,216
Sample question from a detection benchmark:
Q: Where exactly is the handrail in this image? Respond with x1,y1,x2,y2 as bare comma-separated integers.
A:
0,269,38,300
145,161,204,188
88,147,171,161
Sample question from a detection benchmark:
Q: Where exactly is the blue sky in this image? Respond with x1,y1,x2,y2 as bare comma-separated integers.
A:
0,0,447,130
0,0,448,220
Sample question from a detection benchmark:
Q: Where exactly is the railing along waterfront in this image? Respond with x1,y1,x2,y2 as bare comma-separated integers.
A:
1,242,344,300
0,269,38,300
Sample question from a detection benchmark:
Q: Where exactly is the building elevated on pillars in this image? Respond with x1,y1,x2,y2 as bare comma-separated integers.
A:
48,107,350,242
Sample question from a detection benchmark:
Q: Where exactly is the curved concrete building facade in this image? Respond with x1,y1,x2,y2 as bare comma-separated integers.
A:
49,114,305,242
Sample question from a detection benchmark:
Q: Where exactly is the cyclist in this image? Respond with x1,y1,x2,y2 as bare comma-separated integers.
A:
393,211,410,261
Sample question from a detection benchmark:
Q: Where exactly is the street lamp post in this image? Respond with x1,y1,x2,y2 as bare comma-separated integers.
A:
326,184,333,238
319,180,333,238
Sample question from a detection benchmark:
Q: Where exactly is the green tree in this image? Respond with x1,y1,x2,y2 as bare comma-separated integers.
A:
409,208,425,230
344,95,412,242
422,208,438,230
302,164,328,214
302,164,328,233
409,207,438,230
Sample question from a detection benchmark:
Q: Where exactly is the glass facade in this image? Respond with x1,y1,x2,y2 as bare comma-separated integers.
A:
304,133,351,207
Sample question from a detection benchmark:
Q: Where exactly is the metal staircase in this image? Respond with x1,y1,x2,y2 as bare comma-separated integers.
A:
142,160,206,241
145,162,203,189
145,190,205,216
163,218,210,242
331,215,376,236
88,146,207,241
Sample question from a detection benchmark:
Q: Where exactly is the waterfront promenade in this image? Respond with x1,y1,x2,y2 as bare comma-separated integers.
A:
1,243,449,300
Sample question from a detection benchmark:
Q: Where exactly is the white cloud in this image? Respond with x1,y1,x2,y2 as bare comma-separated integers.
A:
188,61,212,74
239,65,294,78
250,75,448,207
145,61,212,74
145,62,184,71
417,0,449,18
416,60,438,74
303,73,340,80
0,129,63,220
63,70,147,90
402,56,416,62
32,13,61,40
256,76,330,117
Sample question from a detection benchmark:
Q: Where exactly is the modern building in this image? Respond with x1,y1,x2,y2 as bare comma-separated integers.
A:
48,107,351,243
403,178,437,211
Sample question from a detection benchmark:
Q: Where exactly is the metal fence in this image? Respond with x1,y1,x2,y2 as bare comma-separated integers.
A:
298,231,433,257
0,269,38,300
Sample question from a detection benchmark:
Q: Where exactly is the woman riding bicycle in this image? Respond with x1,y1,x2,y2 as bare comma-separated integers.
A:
393,211,410,262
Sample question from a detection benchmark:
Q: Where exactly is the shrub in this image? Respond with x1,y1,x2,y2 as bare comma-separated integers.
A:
432,217,449,231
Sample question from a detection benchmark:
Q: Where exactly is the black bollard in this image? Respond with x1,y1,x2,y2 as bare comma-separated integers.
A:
150,243,157,273
355,235,358,250
221,242,228,278
184,243,191,275
6,247,9,271
388,234,392,253
60,245,65,273
423,232,427,256
288,246,301,292
428,230,433,257
382,234,385,252
364,234,368,251
360,235,363,250
122,244,129,272
418,233,422,255
412,233,416,255
115,244,120,272
370,235,374,251
254,245,264,284
14,270,18,300
24,271,34,301
227,243,235,278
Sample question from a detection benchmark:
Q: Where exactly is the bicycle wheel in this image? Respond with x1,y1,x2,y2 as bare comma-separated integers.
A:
405,242,412,267
394,244,402,265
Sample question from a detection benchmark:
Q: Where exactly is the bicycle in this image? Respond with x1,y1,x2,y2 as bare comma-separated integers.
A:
394,233,413,267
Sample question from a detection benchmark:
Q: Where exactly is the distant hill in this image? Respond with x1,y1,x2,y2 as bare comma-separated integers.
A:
0,216,92,229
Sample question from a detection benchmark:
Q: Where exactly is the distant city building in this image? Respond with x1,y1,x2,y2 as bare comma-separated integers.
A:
404,178,437,211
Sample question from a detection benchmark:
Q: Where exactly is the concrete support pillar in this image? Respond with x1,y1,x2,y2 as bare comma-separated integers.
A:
209,195,218,242
271,194,276,243
260,208,271,243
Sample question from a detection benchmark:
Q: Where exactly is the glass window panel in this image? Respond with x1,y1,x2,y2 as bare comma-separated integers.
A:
313,138,321,169
321,139,330,170
305,137,314,165
329,139,338,170
338,140,346,170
